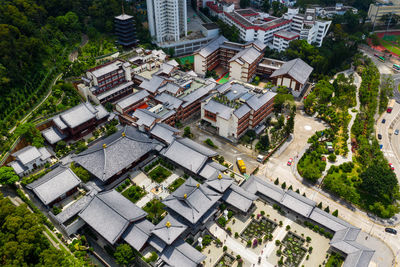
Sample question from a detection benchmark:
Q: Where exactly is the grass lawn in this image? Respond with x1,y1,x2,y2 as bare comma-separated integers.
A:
168,177,185,192
143,199,166,224
122,185,147,203
177,55,194,64
148,165,172,183
380,39,400,55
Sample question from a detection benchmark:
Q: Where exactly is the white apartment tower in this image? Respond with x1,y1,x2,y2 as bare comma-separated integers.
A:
146,0,187,43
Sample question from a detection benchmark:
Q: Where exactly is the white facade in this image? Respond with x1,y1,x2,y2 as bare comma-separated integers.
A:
147,0,187,43
287,8,331,47
220,8,331,49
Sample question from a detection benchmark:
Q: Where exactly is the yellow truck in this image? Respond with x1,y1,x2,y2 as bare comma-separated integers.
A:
237,158,246,173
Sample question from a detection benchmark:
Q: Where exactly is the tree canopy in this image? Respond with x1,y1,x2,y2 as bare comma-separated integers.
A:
0,167,19,185
114,244,135,266
0,194,85,266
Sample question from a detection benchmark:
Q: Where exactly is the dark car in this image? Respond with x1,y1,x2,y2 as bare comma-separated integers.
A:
382,119,386,124
378,134,382,140
385,228,397,235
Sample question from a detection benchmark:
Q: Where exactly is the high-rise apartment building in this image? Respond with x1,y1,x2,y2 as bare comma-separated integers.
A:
146,0,188,43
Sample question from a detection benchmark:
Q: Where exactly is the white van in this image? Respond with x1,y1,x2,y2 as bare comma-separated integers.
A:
257,155,264,162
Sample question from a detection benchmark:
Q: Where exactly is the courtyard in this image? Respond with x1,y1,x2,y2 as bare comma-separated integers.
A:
206,199,331,267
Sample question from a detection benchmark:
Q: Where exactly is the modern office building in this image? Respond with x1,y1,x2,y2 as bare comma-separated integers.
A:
272,30,299,52
114,14,137,47
146,0,187,43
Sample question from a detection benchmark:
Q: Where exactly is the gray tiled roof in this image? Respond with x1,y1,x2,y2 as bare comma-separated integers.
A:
251,39,267,51
152,214,188,245
155,93,183,110
89,60,125,78
55,194,94,224
205,172,233,193
280,190,316,217
198,162,227,179
270,58,313,85
203,100,233,120
78,190,147,244
116,90,149,110
148,235,167,252
38,147,51,161
182,83,216,108
245,91,277,111
241,175,285,202
197,35,228,58
59,102,97,129
73,126,161,182
215,83,232,94
132,108,160,128
139,75,166,93
155,63,176,76
162,178,221,225
240,175,374,267
233,104,251,118
229,47,261,65
54,116,68,130
177,138,217,157
97,81,134,101
123,219,155,251
160,238,206,267
42,127,66,145
162,140,208,174
12,146,42,165
159,83,181,95
26,166,81,205
150,123,179,144
9,161,27,175
222,184,257,213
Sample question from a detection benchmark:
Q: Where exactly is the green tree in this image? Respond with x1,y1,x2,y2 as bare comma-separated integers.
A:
114,244,134,266
0,167,19,185
183,126,192,138
240,0,250,8
256,134,270,151
70,163,91,183
332,209,339,217
15,123,44,147
360,162,399,204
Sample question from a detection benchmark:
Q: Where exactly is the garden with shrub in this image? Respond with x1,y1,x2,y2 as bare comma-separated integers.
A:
148,166,172,183
241,217,277,242
121,184,146,204
168,177,185,192
143,199,166,224
279,232,307,267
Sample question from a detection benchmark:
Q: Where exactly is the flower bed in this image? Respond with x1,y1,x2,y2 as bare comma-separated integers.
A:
240,217,277,241
214,253,235,267
281,232,307,267
122,184,146,203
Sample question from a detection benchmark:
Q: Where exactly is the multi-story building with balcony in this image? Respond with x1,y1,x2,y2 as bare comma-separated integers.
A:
272,30,299,52
201,81,276,140
193,36,267,82
284,8,331,47
81,60,134,104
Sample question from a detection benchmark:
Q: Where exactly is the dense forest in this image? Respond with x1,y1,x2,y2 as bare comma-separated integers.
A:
0,0,145,135
0,193,86,266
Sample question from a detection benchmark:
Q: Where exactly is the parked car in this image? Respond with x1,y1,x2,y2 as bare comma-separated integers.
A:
257,154,264,163
395,129,399,135
382,119,386,124
389,163,394,171
385,228,397,235
287,158,293,166
378,134,382,140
